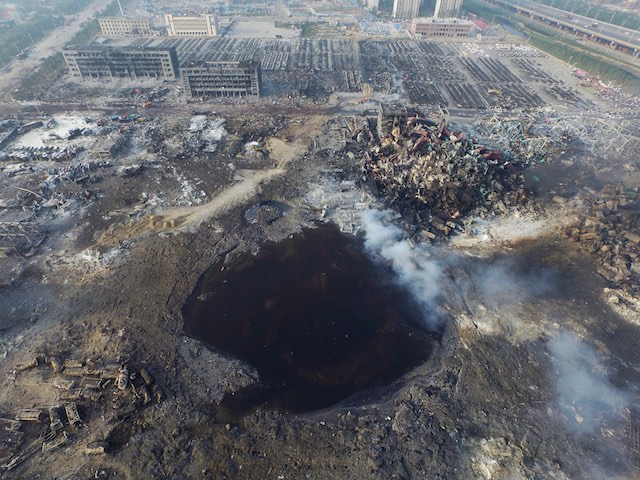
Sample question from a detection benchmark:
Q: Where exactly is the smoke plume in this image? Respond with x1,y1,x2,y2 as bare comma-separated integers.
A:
361,209,444,328
549,331,631,434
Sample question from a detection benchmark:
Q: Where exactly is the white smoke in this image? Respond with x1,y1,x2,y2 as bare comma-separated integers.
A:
549,331,631,434
361,209,444,328
360,209,556,328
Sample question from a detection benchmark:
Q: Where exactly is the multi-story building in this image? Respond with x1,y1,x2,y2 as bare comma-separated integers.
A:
392,0,421,19
433,0,464,18
98,17,154,36
164,14,219,37
411,17,472,37
62,46,179,79
180,61,261,98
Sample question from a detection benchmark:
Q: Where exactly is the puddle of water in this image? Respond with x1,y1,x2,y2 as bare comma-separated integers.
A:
183,224,437,414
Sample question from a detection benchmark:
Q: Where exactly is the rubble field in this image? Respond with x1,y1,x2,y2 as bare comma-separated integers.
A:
0,98,637,479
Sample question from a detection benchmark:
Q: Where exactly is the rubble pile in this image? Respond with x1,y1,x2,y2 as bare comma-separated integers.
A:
472,113,572,164
1,355,163,473
0,161,109,228
358,115,528,238
564,185,640,299
0,222,45,258
188,114,227,153
7,145,83,162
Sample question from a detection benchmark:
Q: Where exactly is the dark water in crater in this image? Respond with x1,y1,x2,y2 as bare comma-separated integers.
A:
182,224,437,414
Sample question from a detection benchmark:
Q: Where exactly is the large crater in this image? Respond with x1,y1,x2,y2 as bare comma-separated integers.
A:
183,224,438,413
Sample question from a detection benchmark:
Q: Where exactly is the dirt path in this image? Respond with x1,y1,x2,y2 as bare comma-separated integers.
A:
95,116,326,246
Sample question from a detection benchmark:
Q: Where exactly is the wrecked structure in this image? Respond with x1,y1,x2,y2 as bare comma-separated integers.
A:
1,354,162,472
62,46,179,80
56,36,603,111
180,60,261,98
1,0,640,474
565,184,640,299
360,105,528,237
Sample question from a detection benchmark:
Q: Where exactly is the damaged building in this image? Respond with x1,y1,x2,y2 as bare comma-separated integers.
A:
411,17,474,38
98,17,155,37
62,46,179,80
61,38,262,97
180,60,261,98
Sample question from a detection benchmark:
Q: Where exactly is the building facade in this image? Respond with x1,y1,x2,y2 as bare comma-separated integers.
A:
433,0,464,18
98,17,154,36
164,14,219,37
392,0,421,19
63,46,179,79
180,61,261,98
411,17,472,37
364,0,379,10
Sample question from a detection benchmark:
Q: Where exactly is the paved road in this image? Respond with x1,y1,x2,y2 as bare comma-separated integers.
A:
504,0,639,50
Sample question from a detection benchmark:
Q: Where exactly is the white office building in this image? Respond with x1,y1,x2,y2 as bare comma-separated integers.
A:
434,0,464,18
164,14,219,37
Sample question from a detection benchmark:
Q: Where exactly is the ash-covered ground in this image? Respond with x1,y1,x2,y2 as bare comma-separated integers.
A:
0,100,638,480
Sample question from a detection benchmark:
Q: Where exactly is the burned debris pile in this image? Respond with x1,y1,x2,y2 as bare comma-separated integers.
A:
472,113,569,164
357,106,529,238
1,355,163,473
564,185,640,300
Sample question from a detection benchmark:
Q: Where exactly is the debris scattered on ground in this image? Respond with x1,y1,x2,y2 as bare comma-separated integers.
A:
564,184,640,303
0,354,163,473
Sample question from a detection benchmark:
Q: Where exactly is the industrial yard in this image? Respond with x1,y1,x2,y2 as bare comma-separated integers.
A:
34,35,622,111
0,0,639,478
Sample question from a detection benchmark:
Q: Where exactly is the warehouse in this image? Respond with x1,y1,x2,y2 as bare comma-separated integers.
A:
180,60,261,98
62,46,179,79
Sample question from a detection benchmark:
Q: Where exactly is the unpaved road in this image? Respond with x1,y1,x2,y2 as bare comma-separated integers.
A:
95,118,325,245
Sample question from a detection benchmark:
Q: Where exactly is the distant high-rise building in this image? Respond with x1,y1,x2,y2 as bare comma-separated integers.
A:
434,0,463,18
392,0,421,19
364,0,379,11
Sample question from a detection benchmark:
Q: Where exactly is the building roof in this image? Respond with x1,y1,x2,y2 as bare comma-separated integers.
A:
180,59,258,70
413,17,474,25
99,16,151,21
63,45,174,53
